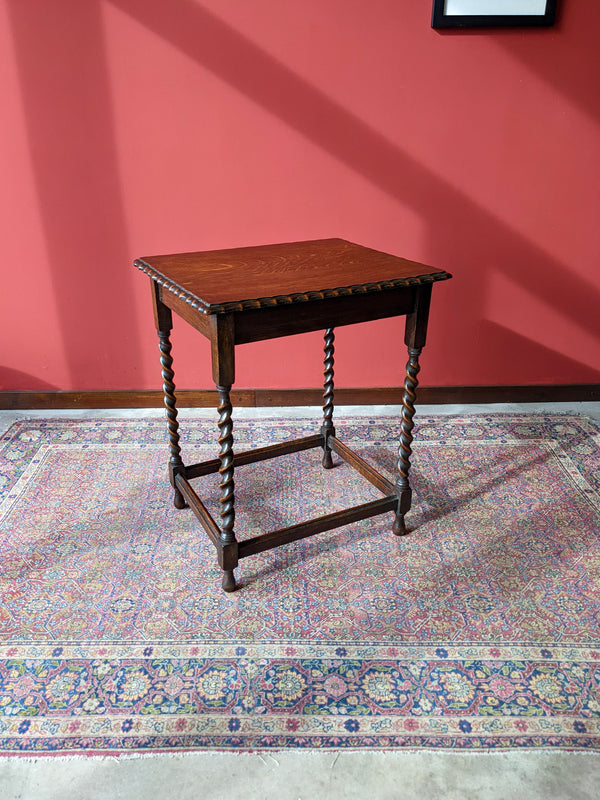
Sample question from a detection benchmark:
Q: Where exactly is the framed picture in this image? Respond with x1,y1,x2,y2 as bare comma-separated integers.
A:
432,0,557,28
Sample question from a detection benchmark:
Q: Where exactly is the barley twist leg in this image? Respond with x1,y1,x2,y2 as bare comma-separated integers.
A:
321,327,336,469
393,346,421,536
158,329,186,509
217,385,237,591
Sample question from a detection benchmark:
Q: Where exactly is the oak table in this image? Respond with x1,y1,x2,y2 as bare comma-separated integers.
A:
135,239,451,592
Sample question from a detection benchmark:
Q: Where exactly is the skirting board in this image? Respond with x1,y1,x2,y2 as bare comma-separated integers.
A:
1,385,598,410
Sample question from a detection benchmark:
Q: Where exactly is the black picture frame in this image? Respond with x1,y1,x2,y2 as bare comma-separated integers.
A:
432,0,557,28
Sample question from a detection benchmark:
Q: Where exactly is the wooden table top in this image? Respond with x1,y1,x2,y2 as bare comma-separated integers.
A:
135,238,451,314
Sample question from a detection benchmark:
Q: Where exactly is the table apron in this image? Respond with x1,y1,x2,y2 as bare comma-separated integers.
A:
233,287,417,344
158,283,417,344
157,286,213,336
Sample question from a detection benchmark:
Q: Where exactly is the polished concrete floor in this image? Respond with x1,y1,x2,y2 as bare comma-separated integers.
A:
2,400,600,433
1,403,599,800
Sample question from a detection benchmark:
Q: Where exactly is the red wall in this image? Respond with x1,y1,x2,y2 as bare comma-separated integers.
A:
2,0,599,392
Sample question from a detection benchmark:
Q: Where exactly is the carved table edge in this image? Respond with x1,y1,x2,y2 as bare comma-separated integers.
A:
134,259,452,316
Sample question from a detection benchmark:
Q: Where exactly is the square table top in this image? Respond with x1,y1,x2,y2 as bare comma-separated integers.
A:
135,238,451,315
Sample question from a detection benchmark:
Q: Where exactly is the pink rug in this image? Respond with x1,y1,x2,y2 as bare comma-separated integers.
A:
0,414,599,752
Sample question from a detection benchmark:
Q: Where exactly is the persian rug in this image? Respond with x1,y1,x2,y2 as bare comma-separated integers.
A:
0,413,599,754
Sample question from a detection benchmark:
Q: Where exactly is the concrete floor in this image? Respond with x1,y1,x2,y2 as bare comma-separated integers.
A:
2,750,600,800
1,403,599,799
1,400,600,433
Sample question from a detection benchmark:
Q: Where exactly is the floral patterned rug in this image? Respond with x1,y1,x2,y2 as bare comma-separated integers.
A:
0,413,599,753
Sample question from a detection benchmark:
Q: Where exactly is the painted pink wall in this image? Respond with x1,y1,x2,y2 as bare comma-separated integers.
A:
2,0,599,392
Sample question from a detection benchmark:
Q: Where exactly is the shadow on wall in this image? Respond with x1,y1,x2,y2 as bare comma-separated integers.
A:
8,0,600,389
0,368,58,392
6,0,143,390
472,322,600,385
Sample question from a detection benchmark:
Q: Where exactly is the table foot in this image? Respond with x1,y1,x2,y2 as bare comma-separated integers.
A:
393,513,408,536
173,489,187,510
222,569,236,592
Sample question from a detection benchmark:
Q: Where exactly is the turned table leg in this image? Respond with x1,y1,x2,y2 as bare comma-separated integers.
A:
155,304,187,510
210,314,239,592
217,384,237,592
393,284,431,537
393,346,421,535
321,327,336,469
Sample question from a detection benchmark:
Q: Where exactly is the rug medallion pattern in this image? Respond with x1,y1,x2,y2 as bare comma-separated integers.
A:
0,414,599,752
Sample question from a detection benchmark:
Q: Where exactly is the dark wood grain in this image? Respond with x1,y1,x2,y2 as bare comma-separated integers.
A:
321,328,335,469
135,238,450,314
3,384,598,410
232,287,417,344
393,346,421,536
232,288,416,344
216,384,235,545
238,496,398,558
185,435,323,479
153,291,187,509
